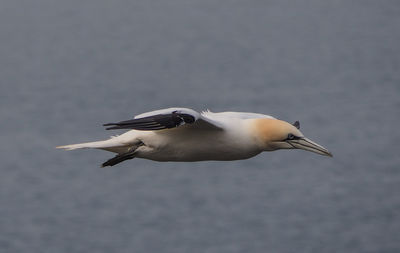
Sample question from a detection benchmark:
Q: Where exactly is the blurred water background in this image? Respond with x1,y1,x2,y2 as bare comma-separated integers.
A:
1,0,400,252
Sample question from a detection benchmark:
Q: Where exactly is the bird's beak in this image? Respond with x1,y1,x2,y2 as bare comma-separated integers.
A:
287,137,332,157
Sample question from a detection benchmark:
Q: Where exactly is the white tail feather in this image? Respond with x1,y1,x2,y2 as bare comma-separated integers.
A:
56,140,120,151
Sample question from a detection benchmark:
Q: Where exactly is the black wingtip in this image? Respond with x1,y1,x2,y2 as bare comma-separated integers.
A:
102,112,197,131
104,126,121,130
103,123,129,130
101,151,136,167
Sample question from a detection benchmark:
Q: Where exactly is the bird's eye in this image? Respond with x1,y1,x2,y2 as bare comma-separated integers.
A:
287,134,295,140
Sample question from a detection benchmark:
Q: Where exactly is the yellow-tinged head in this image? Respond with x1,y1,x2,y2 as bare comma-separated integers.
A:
250,118,332,157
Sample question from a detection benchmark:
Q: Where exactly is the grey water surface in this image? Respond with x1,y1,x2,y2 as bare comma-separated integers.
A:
1,0,399,252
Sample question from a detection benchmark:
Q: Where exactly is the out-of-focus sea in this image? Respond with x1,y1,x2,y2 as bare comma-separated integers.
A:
1,0,399,252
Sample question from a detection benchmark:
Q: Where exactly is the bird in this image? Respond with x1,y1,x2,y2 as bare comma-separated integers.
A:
57,107,332,167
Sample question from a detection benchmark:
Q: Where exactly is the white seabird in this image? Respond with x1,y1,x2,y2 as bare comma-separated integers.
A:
57,107,332,167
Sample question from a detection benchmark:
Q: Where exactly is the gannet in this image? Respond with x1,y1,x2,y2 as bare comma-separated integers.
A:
57,107,332,167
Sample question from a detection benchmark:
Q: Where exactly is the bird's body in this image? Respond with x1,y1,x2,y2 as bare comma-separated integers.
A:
57,108,332,166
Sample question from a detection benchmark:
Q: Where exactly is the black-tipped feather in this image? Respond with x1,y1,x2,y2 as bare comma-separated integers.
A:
104,111,196,131
101,151,137,167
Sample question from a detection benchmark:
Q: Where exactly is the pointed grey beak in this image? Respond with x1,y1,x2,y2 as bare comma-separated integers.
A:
287,137,332,157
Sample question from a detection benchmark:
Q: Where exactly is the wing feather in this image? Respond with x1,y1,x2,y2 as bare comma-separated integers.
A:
103,107,223,131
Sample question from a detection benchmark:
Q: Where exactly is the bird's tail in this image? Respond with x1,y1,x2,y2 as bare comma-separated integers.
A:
56,139,120,151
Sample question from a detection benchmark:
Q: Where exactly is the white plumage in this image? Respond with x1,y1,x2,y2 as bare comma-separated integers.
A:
57,107,331,167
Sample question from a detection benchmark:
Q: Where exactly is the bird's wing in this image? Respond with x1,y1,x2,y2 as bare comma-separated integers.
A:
201,111,275,120
103,107,224,131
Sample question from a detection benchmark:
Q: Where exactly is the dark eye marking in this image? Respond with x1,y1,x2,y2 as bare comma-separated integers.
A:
286,133,300,141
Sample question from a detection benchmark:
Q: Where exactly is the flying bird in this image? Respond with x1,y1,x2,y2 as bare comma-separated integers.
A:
57,107,332,167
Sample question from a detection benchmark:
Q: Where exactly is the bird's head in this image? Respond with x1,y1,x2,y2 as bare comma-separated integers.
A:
251,118,332,157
